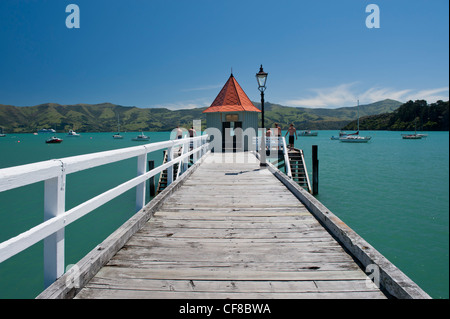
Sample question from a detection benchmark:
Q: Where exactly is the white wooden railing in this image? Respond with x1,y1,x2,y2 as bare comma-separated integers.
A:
254,136,292,178
0,135,209,288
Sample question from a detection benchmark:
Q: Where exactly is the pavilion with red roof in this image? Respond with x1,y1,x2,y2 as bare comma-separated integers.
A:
203,73,260,151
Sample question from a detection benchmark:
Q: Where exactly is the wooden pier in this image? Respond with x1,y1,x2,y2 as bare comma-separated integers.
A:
0,134,430,299
73,152,385,298
36,151,430,299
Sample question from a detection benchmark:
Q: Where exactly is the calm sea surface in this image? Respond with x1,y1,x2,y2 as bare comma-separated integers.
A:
0,130,448,298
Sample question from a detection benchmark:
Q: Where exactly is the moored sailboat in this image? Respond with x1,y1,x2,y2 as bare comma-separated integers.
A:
132,132,150,141
339,100,371,143
113,113,124,139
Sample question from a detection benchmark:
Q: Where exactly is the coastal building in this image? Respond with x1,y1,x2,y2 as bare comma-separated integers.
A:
203,73,261,151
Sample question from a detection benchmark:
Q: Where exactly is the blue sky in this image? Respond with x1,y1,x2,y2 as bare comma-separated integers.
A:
0,0,448,109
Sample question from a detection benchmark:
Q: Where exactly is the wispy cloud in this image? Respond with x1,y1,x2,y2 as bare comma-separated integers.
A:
151,98,211,110
283,83,449,108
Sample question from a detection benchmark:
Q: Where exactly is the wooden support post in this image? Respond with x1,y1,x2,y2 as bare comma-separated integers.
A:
148,160,155,197
312,145,318,195
43,163,66,288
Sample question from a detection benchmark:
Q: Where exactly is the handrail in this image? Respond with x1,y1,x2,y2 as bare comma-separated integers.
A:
253,137,292,178
299,149,312,194
0,135,209,287
281,137,292,178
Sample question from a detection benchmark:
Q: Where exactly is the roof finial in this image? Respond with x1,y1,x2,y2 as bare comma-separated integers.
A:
231,67,233,77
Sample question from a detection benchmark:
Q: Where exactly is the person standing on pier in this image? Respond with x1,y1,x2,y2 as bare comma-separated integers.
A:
274,123,282,150
175,126,183,139
265,127,272,150
274,123,281,137
285,123,297,149
189,126,196,138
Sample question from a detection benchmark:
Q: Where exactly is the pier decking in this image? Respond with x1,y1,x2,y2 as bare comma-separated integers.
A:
73,152,385,299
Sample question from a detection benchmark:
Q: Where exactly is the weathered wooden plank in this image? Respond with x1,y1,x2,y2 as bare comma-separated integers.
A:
134,227,337,240
92,267,370,281
121,239,343,251
105,260,361,272
75,288,386,299
154,210,311,217
145,220,320,230
111,250,355,264
124,237,341,249
83,277,380,294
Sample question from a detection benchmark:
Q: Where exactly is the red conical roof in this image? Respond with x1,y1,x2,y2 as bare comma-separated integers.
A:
203,74,261,113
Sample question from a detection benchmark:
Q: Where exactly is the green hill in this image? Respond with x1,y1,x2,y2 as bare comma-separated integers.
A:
0,103,207,133
342,100,449,131
257,99,402,130
0,99,402,133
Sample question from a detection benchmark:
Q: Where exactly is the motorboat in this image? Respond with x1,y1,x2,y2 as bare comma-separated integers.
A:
45,136,63,144
67,130,80,137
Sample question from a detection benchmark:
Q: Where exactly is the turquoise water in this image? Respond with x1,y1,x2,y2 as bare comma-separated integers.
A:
0,131,448,298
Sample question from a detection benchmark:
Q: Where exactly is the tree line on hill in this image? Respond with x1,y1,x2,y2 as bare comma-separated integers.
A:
342,100,449,131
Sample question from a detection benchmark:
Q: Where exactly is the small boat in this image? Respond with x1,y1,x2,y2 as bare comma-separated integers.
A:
298,130,318,136
45,136,63,144
113,113,124,139
339,135,371,143
331,131,358,140
38,128,56,133
0,127,5,137
132,132,150,141
402,134,422,140
67,129,80,137
401,123,424,139
338,100,371,143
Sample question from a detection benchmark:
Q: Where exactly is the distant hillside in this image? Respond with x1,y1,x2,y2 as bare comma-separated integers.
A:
0,103,207,133
342,100,449,131
0,99,402,133
256,99,402,130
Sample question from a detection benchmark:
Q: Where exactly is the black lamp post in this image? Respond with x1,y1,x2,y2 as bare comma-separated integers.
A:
256,65,268,166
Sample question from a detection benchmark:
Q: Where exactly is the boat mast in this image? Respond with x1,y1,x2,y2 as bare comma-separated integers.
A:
357,100,360,133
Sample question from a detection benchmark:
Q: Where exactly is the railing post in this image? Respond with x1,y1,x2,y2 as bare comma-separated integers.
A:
201,136,206,157
148,160,155,197
43,161,66,288
136,150,147,212
183,142,189,173
194,138,200,163
167,146,173,186
312,145,319,195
